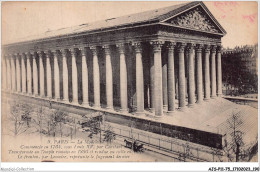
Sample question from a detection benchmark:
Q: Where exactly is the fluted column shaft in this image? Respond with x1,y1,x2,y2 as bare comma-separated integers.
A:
211,46,217,98
26,53,32,94
81,47,89,106
61,50,69,102
117,44,128,112
134,43,144,114
178,43,186,110
103,45,113,109
38,52,45,97
2,57,7,89
167,43,176,113
45,51,52,98
70,49,78,103
204,46,210,100
15,55,21,92
6,58,11,90
53,51,60,100
149,49,155,112
217,46,222,97
11,55,16,91
162,48,168,111
32,53,38,96
196,45,203,103
91,47,100,108
21,54,26,93
151,41,163,116
187,44,195,107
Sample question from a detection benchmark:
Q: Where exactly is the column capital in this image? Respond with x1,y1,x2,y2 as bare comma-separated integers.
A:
60,49,67,56
186,43,195,53
8,54,15,60
50,49,59,56
68,48,77,56
79,47,87,56
196,44,203,52
132,42,142,53
177,42,186,52
25,52,31,58
116,43,126,54
37,51,44,57
217,46,222,53
90,46,98,56
211,45,217,53
165,42,176,51
44,50,52,58
204,44,211,53
32,53,37,59
150,40,164,52
21,53,27,59
13,53,19,57
102,45,111,55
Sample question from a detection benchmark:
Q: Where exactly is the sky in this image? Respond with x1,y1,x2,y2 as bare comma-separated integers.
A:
1,1,258,48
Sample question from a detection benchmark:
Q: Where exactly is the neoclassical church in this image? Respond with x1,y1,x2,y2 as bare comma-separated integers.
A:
2,1,228,147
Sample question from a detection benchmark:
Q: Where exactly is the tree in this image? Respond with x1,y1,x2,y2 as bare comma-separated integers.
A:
87,120,101,140
47,109,68,138
31,106,46,140
8,101,32,136
83,112,104,143
103,124,116,144
225,111,245,162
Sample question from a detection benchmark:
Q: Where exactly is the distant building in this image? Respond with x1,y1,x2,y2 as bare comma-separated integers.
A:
222,44,258,76
222,44,258,96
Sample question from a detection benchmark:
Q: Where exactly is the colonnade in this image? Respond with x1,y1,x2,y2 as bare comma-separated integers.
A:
2,41,222,117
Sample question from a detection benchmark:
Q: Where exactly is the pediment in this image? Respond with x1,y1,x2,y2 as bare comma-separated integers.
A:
163,6,223,34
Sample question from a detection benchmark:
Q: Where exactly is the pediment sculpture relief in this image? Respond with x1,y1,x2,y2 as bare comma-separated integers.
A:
166,7,221,33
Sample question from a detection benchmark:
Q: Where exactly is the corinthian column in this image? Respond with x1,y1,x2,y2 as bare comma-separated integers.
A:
26,53,32,95
149,48,155,113
91,46,100,108
45,51,52,98
53,50,60,100
15,54,21,93
70,48,78,104
38,51,45,97
216,46,222,97
210,45,217,98
150,41,164,117
116,43,128,113
162,45,168,111
7,57,12,91
133,42,144,114
80,47,89,106
204,45,210,100
196,44,203,104
103,45,113,110
166,42,176,114
61,49,69,102
187,43,195,107
177,43,186,110
21,54,27,94
2,56,7,90
32,53,38,96
11,55,16,92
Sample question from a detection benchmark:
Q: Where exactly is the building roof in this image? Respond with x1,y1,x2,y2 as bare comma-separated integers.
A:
5,1,226,45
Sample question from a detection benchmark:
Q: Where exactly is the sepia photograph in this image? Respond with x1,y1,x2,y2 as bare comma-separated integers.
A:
0,0,259,171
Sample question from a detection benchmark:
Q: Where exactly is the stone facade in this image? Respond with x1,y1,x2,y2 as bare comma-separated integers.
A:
2,2,226,118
